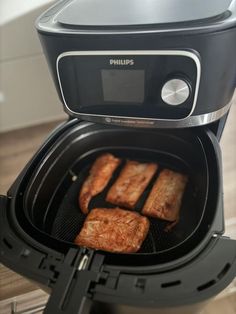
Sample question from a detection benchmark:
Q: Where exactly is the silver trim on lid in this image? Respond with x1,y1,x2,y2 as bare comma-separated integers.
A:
69,101,232,128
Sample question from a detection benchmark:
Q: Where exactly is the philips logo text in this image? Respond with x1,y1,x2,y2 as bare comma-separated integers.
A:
109,59,134,66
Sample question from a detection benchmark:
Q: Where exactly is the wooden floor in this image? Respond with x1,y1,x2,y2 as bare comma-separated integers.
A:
0,96,236,312
0,120,66,301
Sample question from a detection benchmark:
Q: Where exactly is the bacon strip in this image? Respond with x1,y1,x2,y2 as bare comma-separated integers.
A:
75,208,150,253
142,169,188,222
79,153,121,214
106,161,158,209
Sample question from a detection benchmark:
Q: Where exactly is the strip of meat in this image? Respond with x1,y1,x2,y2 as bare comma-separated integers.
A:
74,208,150,253
79,153,121,214
106,161,158,209
142,169,188,222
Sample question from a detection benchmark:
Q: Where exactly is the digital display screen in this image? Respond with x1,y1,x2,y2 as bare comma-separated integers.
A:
101,70,145,103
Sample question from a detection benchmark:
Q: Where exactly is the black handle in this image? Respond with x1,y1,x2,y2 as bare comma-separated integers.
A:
44,249,104,314
44,270,94,314
0,195,97,314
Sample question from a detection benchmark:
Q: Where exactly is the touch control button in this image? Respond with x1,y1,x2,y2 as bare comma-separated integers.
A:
161,79,190,106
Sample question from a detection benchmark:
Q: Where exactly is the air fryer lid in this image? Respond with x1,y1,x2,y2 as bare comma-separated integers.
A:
57,0,233,27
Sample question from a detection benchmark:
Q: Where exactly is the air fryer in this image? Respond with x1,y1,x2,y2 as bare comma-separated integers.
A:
0,0,236,314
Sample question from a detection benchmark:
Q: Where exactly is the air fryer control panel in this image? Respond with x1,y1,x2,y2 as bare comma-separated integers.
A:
57,51,200,123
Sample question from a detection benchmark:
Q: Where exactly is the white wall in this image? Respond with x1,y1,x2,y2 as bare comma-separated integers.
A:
0,0,53,26
0,1,66,132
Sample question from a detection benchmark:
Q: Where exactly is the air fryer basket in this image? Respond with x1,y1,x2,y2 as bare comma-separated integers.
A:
19,121,221,265
50,147,204,255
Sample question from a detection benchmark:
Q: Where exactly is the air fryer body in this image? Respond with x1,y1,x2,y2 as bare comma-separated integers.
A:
1,0,236,313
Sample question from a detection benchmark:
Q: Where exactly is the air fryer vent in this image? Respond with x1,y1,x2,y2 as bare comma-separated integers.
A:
217,263,231,280
197,280,216,291
2,238,13,250
197,263,232,291
161,280,181,288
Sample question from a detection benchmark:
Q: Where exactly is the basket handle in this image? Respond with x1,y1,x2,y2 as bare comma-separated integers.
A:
44,249,103,314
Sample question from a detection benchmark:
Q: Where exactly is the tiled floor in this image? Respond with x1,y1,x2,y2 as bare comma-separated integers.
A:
0,95,236,312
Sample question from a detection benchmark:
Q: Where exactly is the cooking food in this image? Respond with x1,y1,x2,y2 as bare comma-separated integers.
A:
74,207,150,253
79,153,121,214
142,169,188,222
106,161,158,209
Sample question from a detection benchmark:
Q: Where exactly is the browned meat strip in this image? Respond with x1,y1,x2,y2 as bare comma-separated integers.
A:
79,154,121,214
142,169,188,222
106,161,158,209
74,208,150,253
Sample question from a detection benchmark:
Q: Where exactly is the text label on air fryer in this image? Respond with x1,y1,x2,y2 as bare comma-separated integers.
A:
109,59,134,66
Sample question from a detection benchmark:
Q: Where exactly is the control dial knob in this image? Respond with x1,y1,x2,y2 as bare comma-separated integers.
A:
161,79,190,106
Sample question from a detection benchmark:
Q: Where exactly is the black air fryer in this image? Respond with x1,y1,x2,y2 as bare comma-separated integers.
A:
1,0,236,313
